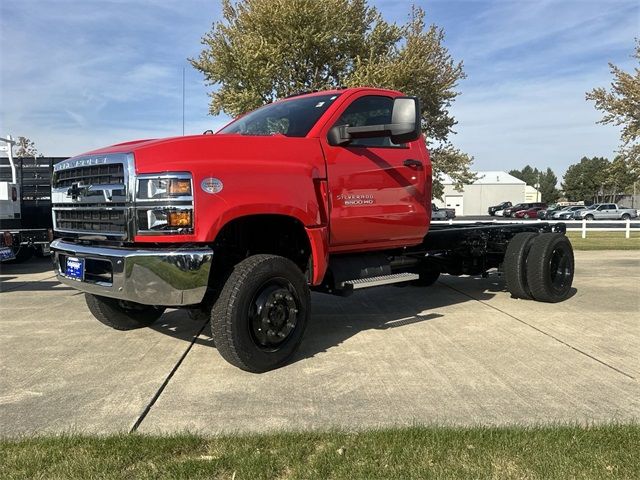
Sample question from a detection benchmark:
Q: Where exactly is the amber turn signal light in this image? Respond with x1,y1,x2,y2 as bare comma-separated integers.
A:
167,210,192,228
168,179,192,196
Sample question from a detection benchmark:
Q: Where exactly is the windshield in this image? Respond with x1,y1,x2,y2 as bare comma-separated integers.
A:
218,94,341,137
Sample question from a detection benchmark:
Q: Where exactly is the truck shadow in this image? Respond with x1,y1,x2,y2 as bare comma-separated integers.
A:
150,279,500,364
0,256,54,275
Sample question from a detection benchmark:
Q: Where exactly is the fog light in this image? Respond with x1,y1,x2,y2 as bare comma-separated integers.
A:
167,211,192,228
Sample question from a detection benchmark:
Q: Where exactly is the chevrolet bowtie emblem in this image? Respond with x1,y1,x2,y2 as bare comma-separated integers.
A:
66,182,87,200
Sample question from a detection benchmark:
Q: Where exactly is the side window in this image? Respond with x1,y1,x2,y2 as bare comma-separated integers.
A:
333,95,405,148
597,205,606,210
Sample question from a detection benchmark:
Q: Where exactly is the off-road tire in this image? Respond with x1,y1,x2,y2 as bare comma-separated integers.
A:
526,233,574,303
504,232,538,300
85,293,165,330
210,254,310,373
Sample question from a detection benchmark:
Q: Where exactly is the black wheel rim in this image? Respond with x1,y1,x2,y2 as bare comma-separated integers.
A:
548,246,572,292
248,278,299,350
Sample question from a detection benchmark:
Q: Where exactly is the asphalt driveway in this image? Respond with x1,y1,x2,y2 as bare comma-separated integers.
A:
1,251,638,436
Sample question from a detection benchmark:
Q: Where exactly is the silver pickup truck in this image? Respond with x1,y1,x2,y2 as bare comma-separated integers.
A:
577,203,638,220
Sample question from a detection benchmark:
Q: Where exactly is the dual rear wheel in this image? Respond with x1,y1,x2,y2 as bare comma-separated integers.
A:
504,232,574,303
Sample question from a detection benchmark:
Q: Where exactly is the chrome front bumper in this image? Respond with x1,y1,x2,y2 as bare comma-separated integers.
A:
51,239,213,306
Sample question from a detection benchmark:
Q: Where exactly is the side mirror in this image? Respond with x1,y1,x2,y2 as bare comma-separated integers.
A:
327,96,421,146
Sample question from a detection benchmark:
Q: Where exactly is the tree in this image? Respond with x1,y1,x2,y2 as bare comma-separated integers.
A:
509,165,560,203
562,157,611,203
14,136,40,158
586,39,639,181
191,0,474,198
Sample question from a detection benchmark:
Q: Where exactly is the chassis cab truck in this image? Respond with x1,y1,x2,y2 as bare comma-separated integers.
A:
51,88,575,372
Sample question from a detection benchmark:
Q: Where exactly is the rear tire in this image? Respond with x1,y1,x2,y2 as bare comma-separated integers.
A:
527,233,575,303
85,293,165,330
504,232,538,300
526,233,574,303
210,254,310,373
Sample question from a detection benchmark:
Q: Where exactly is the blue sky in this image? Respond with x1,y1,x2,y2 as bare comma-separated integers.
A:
0,0,638,177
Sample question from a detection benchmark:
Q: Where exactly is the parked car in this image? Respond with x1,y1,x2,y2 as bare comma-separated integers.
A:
552,206,586,220
515,207,545,219
577,203,638,220
431,203,448,220
488,201,512,216
503,202,547,217
537,206,562,219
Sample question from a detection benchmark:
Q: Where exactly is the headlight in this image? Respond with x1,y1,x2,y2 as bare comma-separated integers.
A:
140,208,193,231
135,173,194,234
137,175,192,200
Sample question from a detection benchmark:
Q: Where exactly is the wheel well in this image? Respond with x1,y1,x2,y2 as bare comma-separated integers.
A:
212,214,312,278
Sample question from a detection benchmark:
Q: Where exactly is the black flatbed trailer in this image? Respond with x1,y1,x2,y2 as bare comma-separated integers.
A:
0,156,67,262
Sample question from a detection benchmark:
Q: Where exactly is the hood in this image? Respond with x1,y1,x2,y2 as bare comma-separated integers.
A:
73,134,327,177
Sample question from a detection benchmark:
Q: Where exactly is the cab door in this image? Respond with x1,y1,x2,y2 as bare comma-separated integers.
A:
319,94,431,251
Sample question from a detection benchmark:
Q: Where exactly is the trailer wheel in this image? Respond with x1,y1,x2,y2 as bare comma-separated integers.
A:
85,293,165,330
210,254,310,373
504,232,538,300
526,234,574,303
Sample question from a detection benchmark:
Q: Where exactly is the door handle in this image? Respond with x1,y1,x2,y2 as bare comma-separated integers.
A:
403,159,423,168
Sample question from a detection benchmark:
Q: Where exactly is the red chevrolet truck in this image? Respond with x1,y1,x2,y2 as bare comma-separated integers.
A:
50,87,575,372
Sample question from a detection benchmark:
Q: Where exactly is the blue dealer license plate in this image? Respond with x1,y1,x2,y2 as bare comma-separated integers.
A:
0,247,15,261
65,256,84,281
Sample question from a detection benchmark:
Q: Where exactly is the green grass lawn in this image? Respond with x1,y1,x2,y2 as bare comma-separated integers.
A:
566,231,640,250
2,425,638,479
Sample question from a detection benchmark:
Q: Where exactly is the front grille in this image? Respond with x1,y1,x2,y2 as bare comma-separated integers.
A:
53,156,130,239
53,163,124,188
55,207,126,234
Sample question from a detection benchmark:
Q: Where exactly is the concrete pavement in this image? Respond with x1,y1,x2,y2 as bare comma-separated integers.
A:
1,251,638,436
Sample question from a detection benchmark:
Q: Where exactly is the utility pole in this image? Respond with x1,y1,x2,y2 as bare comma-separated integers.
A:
182,67,185,136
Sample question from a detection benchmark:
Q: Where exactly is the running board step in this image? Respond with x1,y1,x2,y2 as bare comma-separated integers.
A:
342,272,419,290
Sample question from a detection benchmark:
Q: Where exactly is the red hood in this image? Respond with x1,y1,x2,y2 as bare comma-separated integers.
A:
72,134,328,178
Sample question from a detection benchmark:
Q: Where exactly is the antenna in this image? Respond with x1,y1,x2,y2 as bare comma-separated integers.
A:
182,67,185,136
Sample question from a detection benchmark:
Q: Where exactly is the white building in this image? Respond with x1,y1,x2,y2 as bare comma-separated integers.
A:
433,171,539,216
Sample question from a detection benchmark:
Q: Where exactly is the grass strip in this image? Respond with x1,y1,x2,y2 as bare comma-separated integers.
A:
566,231,640,250
1,424,638,479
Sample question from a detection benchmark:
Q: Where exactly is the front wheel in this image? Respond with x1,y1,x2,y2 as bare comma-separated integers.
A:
85,294,165,330
621,213,631,220
210,254,310,373
524,214,530,219
585,214,594,221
